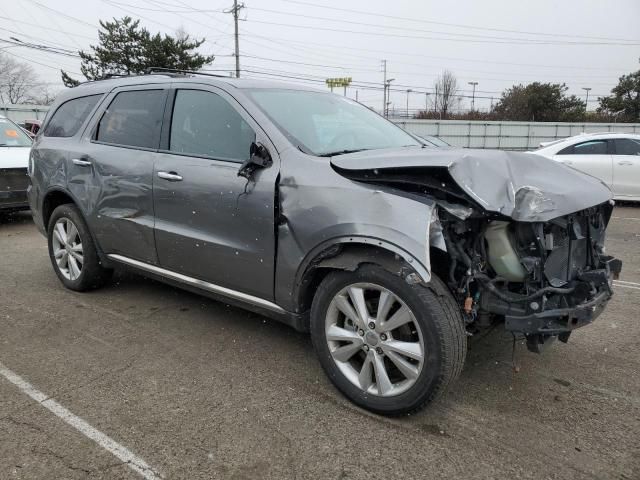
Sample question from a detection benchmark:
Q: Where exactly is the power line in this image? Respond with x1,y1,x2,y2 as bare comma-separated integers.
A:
30,1,98,29
242,31,632,73
246,6,640,46
276,0,640,43
1,48,81,75
240,50,620,85
245,18,639,46
0,37,79,58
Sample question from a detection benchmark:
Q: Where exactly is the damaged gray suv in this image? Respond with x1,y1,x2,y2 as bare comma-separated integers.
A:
29,72,621,415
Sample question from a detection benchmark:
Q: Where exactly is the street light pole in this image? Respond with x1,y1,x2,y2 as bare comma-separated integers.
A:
406,89,413,118
468,81,478,111
582,87,592,111
382,59,387,116
385,78,395,117
425,92,430,114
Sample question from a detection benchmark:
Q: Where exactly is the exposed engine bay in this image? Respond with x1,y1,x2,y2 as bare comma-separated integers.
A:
432,202,622,352
330,148,623,352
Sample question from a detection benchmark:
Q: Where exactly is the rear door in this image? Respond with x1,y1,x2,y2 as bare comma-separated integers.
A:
76,85,168,264
553,139,613,188
612,138,640,198
152,84,279,300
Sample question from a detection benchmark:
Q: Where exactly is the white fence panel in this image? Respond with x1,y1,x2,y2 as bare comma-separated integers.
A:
0,105,50,123
394,119,640,150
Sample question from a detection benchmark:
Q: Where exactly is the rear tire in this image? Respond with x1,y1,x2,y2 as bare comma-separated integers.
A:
47,204,112,291
310,265,466,416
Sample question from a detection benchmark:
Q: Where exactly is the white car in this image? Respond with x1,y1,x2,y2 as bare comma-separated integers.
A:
533,132,640,202
0,116,32,212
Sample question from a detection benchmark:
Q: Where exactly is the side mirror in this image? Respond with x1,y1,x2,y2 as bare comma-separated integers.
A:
238,142,272,179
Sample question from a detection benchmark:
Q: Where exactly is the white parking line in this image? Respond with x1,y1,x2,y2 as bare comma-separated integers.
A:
613,283,640,291
611,216,640,221
614,279,640,287
0,362,162,480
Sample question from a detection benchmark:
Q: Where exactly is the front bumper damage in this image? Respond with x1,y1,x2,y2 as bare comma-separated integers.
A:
330,148,621,353
502,259,622,335
429,201,622,352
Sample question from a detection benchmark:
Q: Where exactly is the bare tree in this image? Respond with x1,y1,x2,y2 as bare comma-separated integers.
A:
433,70,460,119
0,53,54,105
0,53,36,104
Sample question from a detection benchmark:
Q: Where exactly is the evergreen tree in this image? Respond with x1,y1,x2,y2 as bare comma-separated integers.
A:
61,17,214,87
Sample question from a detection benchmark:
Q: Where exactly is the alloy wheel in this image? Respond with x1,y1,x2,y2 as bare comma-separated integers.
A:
51,218,84,281
325,283,425,397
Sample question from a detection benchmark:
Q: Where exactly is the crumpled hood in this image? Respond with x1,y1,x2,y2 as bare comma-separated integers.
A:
330,147,613,222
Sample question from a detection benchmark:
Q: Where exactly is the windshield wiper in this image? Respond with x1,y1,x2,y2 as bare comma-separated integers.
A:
318,148,369,157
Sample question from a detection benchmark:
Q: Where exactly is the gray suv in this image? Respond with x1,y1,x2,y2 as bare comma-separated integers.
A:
29,72,621,415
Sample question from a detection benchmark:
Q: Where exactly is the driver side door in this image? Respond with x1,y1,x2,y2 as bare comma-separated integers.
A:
152,85,279,300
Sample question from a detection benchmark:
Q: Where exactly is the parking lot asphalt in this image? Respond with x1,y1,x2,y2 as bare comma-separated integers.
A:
0,206,639,480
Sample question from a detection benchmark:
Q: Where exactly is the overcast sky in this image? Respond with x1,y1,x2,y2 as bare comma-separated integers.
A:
2,0,639,112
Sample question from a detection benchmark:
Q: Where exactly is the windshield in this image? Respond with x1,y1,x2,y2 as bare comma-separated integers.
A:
246,89,420,156
0,118,32,147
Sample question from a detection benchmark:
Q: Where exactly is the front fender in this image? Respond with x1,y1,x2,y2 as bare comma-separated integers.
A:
274,166,437,311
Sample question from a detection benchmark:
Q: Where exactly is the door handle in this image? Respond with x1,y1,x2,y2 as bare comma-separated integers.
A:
618,160,633,166
72,158,92,167
562,160,573,165
157,171,183,181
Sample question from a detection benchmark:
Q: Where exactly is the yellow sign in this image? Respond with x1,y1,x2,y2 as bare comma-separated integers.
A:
325,77,352,88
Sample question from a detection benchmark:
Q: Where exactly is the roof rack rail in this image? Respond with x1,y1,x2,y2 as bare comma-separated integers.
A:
145,67,228,78
98,73,131,80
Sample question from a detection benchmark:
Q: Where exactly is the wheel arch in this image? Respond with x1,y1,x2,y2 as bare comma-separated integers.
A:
41,187,111,267
293,237,431,315
42,187,81,233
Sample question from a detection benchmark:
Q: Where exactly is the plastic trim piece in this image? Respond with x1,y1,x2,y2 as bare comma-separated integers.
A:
107,254,286,314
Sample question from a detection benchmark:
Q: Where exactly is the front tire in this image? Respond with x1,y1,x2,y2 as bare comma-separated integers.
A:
47,204,112,291
310,265,466,416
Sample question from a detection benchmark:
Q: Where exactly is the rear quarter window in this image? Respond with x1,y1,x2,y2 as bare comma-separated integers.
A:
43,94,102,137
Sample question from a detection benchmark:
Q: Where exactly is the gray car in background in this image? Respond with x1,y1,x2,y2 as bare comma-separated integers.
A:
29,72,621,415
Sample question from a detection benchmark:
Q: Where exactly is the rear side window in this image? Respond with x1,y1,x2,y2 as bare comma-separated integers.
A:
43,94,102,137
96,90,165,149
559,140,610,155
169,89,255,161
614,138,640,155
572,140,608,155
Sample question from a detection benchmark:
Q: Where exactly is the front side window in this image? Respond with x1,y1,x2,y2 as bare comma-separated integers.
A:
614,138,640,155
246,89,420,156
96,90,165,149
0,117,32,146
43,94,102,137
169,90,255,162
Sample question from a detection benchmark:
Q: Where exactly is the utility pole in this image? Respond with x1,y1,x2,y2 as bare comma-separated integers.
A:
226,0,245,78
406,89,412,118
582,87,592,111
381,60,387,116
425,92,430,113
468,81,478,111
